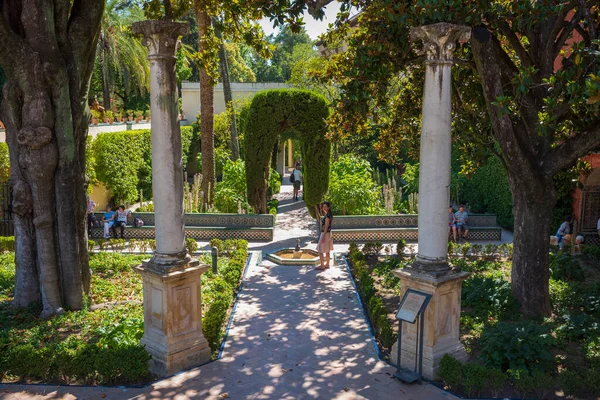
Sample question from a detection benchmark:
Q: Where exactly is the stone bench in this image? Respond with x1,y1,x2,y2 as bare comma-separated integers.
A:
331,214,502,242
90,212,275,241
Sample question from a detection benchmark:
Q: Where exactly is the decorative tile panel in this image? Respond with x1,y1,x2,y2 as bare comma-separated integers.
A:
334,214,497,229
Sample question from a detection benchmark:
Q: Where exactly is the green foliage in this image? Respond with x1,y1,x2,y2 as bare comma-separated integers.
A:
460,154,514,228
209,238,224,254
92,127,193,203
361,242,383,256
214,158,253,213
479,321,556,371
550,252,585,281
185,237,198,254
583,245,600,261
268,168,281,196
462,272,518,318
0,142,10,184
327,154,382,215
396,239,406,257
245,89,330,215
438,354,463,390
0,236,15,253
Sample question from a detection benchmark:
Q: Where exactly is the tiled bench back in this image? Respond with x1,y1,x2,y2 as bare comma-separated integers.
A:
94,212,275,228
333,214,498,229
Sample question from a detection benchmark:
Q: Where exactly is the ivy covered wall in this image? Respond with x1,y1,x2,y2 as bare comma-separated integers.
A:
245,89,330,215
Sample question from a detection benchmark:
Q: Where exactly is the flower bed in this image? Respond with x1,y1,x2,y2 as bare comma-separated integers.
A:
0,239,249,385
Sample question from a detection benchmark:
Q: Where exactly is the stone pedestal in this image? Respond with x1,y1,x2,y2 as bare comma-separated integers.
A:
133,20,210,376
391,23,471,380
391,268,469,379
135,259,211,376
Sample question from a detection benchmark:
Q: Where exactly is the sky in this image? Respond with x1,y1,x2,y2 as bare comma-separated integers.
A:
259,2,342,40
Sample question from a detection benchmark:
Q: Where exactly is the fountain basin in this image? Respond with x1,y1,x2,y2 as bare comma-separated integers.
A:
266,249,320,266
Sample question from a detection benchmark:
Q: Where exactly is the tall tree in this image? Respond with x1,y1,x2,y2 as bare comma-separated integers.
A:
0,1,104,317
98,0,149,111
318,0,600,318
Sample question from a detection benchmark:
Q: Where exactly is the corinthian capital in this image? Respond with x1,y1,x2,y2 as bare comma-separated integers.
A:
132,20,189,59
410,23,471,63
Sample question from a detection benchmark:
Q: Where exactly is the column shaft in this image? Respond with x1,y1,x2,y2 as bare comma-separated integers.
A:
415,62,452,270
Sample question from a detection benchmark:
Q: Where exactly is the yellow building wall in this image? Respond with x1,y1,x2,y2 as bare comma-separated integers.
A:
89,182,111,211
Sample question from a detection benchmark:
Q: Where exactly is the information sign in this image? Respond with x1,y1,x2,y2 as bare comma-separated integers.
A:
396,289,431,324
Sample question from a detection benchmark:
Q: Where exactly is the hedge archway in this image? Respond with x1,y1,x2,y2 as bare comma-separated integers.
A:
245,89,330,215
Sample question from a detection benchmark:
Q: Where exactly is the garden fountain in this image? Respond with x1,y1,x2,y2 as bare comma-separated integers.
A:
266,239,320,266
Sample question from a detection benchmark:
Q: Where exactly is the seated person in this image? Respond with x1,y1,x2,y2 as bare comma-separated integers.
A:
556,216,572,249
454,205,469,240
101,205,115,239
597,217,600,237
448,206,457,242
112,205,131,239
575,235,584,252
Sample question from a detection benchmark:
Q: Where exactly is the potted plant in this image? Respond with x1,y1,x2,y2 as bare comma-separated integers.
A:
145,109,151,122
115,110,123,123
104,110,113,124
91,109,102,125
135,110,144,123
127,110,135,122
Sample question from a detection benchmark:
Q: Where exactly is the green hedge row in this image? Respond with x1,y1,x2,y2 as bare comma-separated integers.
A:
91,127,193,204
202,239,249,353
347,243,396,349
0,237,14,253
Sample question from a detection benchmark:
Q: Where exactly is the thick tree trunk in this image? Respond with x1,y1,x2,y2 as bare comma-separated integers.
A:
196,8,216,207
509,175,555,318
0,1,102,317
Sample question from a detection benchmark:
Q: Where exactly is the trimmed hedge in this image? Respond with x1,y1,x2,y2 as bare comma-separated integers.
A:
245,89,330,216
201,239,248,353
92,127,193,204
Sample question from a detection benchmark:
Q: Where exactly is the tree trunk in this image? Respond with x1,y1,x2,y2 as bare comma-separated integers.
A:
101,41,111,111
213,25,240,161
509,175,555,318
195,7,215,207
0,1,102,317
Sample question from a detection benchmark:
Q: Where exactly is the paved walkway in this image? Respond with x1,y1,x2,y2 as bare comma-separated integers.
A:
1,182,456,400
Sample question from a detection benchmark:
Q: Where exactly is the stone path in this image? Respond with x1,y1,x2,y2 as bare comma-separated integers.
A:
0,182,456,400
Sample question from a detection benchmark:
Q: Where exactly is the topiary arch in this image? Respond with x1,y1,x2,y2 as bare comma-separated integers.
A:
245,89,330,216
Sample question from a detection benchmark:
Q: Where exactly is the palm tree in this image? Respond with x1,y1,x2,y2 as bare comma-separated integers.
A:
98,0,149,111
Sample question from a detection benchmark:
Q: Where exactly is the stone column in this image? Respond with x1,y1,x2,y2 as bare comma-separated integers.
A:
277,141,286,176
392,23,471,380
132,20,210,377
411,22,471,274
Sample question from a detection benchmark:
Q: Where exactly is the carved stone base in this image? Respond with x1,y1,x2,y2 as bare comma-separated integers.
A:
134,257,210,377
391,268,470,379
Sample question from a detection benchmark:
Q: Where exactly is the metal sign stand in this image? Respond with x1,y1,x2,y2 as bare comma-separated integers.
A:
394,289,432,384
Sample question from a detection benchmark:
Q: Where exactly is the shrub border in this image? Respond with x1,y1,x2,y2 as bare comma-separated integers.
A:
0,251,258,390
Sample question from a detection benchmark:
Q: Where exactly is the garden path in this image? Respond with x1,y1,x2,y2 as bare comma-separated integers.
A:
0,181,455,400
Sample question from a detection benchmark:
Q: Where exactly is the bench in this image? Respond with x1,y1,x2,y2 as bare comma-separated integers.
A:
90,212,275,241
331,214,502,243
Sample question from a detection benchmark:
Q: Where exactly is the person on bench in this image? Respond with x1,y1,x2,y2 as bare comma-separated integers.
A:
449,206,457,242
112,205,131,239
455,205,469,241
101,204,115,239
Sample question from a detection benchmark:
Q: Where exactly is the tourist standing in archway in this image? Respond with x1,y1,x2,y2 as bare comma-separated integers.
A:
291,165,303,201
317,202,333,270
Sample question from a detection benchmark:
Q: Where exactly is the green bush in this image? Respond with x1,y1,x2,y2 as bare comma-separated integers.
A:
327,154,382,215
462,273,518,318
92,127,193,203
214,158,253,213
438,354,463,390
268,169,281,196
209,238,224,254
479,321,556,371
0,142,10,184
550,252,585,281
396,239,406,257
583,245,600,261
0,236,15,252
362,242,383,256
462,363,487,397
185,237,198,254
460,153,514,228
508,368,535,398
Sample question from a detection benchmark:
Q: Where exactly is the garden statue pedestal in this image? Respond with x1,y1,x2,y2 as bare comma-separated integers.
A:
392,23,471,380
135,259,210,377
133,20,210,376
391,268,469,379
